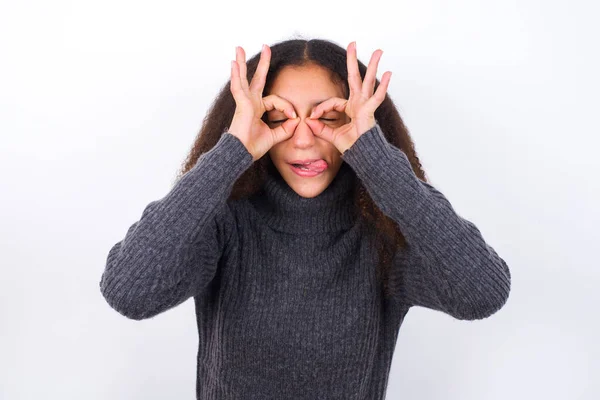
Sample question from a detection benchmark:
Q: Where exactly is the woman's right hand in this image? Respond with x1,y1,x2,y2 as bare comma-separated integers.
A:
228,45,300,162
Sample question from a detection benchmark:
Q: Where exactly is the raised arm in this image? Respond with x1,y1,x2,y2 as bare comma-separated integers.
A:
301,42,510,320
99,132,253,320
341,124,511,320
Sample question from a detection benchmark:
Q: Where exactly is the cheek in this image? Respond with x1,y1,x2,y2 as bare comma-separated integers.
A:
267,145,283,163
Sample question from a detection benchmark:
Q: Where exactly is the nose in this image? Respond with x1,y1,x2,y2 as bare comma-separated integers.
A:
290,118,316,147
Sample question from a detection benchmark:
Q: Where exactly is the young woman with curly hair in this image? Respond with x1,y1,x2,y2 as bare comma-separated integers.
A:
100,39,511,399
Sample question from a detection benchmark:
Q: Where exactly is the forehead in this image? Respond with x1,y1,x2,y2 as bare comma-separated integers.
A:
268,64,345,105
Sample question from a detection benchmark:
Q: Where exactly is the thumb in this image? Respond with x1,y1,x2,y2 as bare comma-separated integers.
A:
305,118,332,143
271,117,299,144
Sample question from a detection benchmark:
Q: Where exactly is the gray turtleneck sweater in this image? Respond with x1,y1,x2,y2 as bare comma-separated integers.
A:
99,124,511,399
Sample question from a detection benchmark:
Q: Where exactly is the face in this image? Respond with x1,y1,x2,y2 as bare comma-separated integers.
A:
266,63,349,199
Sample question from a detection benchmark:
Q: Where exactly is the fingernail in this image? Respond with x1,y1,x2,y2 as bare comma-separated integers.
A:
292,111,297,118
310,111,315,118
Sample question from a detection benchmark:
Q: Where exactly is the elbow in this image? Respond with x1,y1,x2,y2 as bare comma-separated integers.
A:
99,266,196,321
99,274,160,321
99,244,166,320
454,287,510,321
454,259,512,321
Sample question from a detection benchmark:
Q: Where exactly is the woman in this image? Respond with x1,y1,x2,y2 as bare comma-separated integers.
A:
100,39,511,399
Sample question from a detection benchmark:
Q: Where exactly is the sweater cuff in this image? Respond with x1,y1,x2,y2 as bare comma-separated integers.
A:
341,123,403,177
192,131,254,179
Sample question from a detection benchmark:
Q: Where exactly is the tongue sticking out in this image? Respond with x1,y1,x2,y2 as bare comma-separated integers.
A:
300,160,328,172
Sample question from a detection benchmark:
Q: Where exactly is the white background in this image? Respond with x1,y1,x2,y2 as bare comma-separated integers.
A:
1,0,598,399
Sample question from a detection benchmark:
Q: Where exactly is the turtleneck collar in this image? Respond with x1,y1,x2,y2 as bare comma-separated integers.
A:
248,161,358,234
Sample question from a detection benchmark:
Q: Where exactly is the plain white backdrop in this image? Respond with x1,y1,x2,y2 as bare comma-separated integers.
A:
1,0,598,399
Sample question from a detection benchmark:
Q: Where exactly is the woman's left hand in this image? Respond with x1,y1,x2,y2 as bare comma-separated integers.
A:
305,41,392,154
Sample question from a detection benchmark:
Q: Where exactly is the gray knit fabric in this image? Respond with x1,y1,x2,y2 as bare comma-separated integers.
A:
100,123,511,399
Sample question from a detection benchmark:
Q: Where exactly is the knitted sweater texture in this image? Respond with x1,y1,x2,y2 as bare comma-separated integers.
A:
99,124,511,399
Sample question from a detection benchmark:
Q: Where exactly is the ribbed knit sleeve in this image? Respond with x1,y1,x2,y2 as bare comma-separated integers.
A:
100,132,254,320
341,124,511,320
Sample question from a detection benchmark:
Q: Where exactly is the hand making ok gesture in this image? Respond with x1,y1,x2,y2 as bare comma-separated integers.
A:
229,45,300,162
305,41,392,154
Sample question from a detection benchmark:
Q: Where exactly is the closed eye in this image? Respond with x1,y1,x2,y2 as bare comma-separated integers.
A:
270,118,338,123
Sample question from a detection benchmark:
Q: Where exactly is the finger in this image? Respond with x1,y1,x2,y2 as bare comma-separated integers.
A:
365,71,392,111
310,97,348,119
230,60,244,101
305,117,330,135
362,49,383,98
272,117,300,143
236,46,249,92
305,117,335,142
346,42,362,95
249,44,271,95
263,94,297,119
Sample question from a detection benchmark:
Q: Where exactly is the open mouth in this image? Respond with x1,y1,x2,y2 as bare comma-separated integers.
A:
289,160,328,176
292,164,312,170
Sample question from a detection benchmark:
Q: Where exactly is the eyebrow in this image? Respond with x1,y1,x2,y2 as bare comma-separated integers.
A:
266,99,336,113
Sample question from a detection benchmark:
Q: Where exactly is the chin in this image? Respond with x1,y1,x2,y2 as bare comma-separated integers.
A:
292,186,327,199
283,171,332,199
